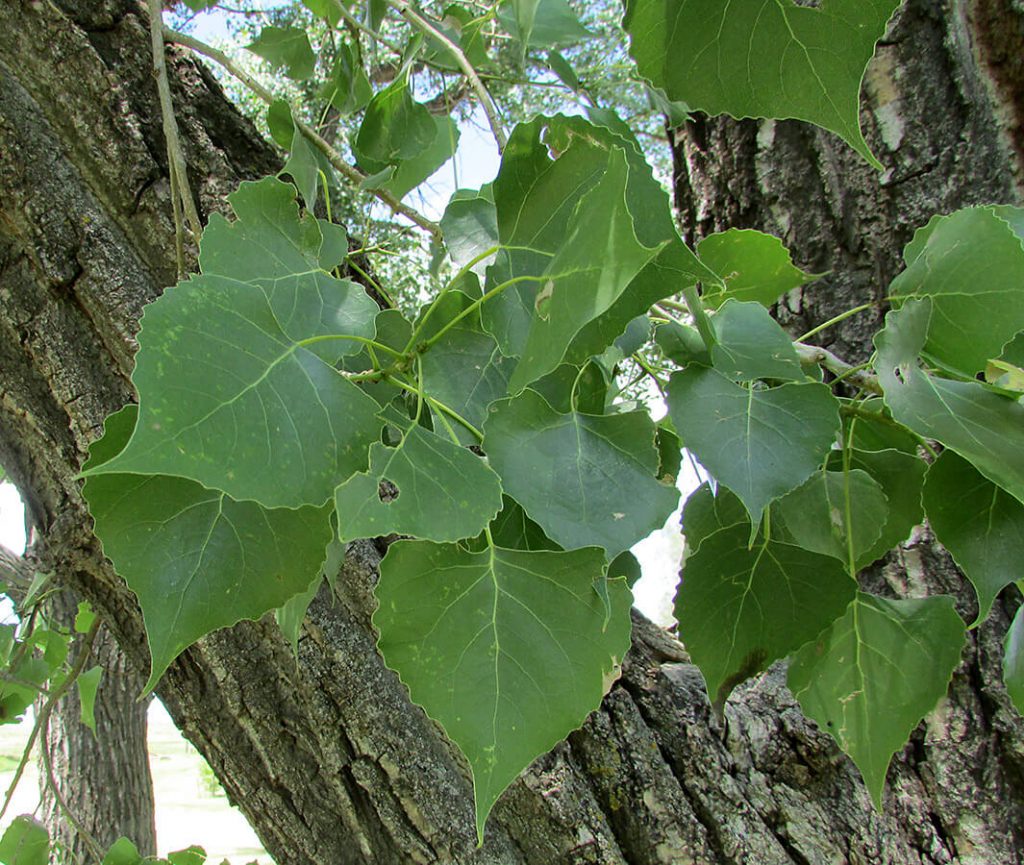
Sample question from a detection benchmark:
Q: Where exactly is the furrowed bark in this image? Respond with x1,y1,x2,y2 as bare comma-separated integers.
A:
0,1,1021,863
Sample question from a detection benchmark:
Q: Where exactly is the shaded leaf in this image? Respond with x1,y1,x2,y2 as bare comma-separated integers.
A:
484,389,679,556
375,540,630,840
676,516,854,707
923,450,1024,622
441,186,498,275
498,0,593,52
710,300,805,382
788,593,965,807
354,72,436,174
385,116,460,200
875,299,1024,507
889,207,1024,376
320,39,373,114
624,0,900,166
1004,602,1024,715
679,483,748,553
655,321,709,368
667,368,840,525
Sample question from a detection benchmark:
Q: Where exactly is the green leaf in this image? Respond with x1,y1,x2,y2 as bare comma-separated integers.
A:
709,300,805,382
675,515,855,707
334,416,502,543
1004,603,1024,714
546,50,580,90
182,0,218,11
384,116,459,200
100,839,144,865
889,207,1024,376
0,817,48,865
266,99,294,149
246,26,316,81
441,186,498,275
624,0,900,167
486,496,560,552
508,147,665,390
86,180,381,510
667,368,840,525
167,847,206,865
788,593,966,808
420,294,515,444
84,406,335,690
77,665,102,732
529,362,606,415
679,483,748,553
655,321,709,368
354,72,436,174
484,389,679,556
875,299,1024,507
283,124,323,211
774,469,888,572
498,0,593,51
275,573,322,655
832,447,925,566
74,601,96,634
374,539,630,840
302,0,342,25
923,450,1024,623
319,40,373,115
697,229,821,309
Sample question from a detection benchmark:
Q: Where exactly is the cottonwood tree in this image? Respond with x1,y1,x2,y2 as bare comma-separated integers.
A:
0,1,1023,863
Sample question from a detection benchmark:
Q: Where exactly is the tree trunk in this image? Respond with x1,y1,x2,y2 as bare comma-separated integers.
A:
0,1,1022,864
40,590,156,862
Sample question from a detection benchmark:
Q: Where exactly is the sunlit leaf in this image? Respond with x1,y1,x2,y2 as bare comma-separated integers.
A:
375,539,630,840
0,817,48,865
77,665,103,733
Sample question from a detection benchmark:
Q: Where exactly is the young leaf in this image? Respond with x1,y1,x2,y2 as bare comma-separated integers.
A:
0,816,48,865
1004,603,1024,715
709,300,805,382
697,229,821,309
77,665,103,733
667,368,841,525
354,71,437,174
246,26,316,81
334,418,503,543
774,469,888,571
508,147,666,390
374,539,630,841
788,593,966,808
678,506,855,710
624,0,900,167
923,450,1024,623
875,299,1024,507
484,389,679,556
889,207,1024,376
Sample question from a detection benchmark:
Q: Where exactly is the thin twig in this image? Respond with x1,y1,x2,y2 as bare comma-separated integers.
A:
162,27,443,240
388,0,506,151
147,0,203,249
794,342,882,394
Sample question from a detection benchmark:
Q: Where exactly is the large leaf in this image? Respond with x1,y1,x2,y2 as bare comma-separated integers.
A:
889,207,1024,376
667,368,840,525
679,483,748,553
775,469,888,572
875,299,1024,507
923,450,1024,623
85,182,381,509
710,300,805,382
677,515,854,708
375,540,630,840
334,416,503,543
0,817,48,865
508,147,666,390
246,26,315,80
698,229,821,309
484,389,679,556
788,593,965,807
83,408,335,690
624,0,900,167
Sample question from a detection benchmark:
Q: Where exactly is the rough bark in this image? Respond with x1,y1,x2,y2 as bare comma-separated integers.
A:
0,2,1021,865
41,590,156,862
